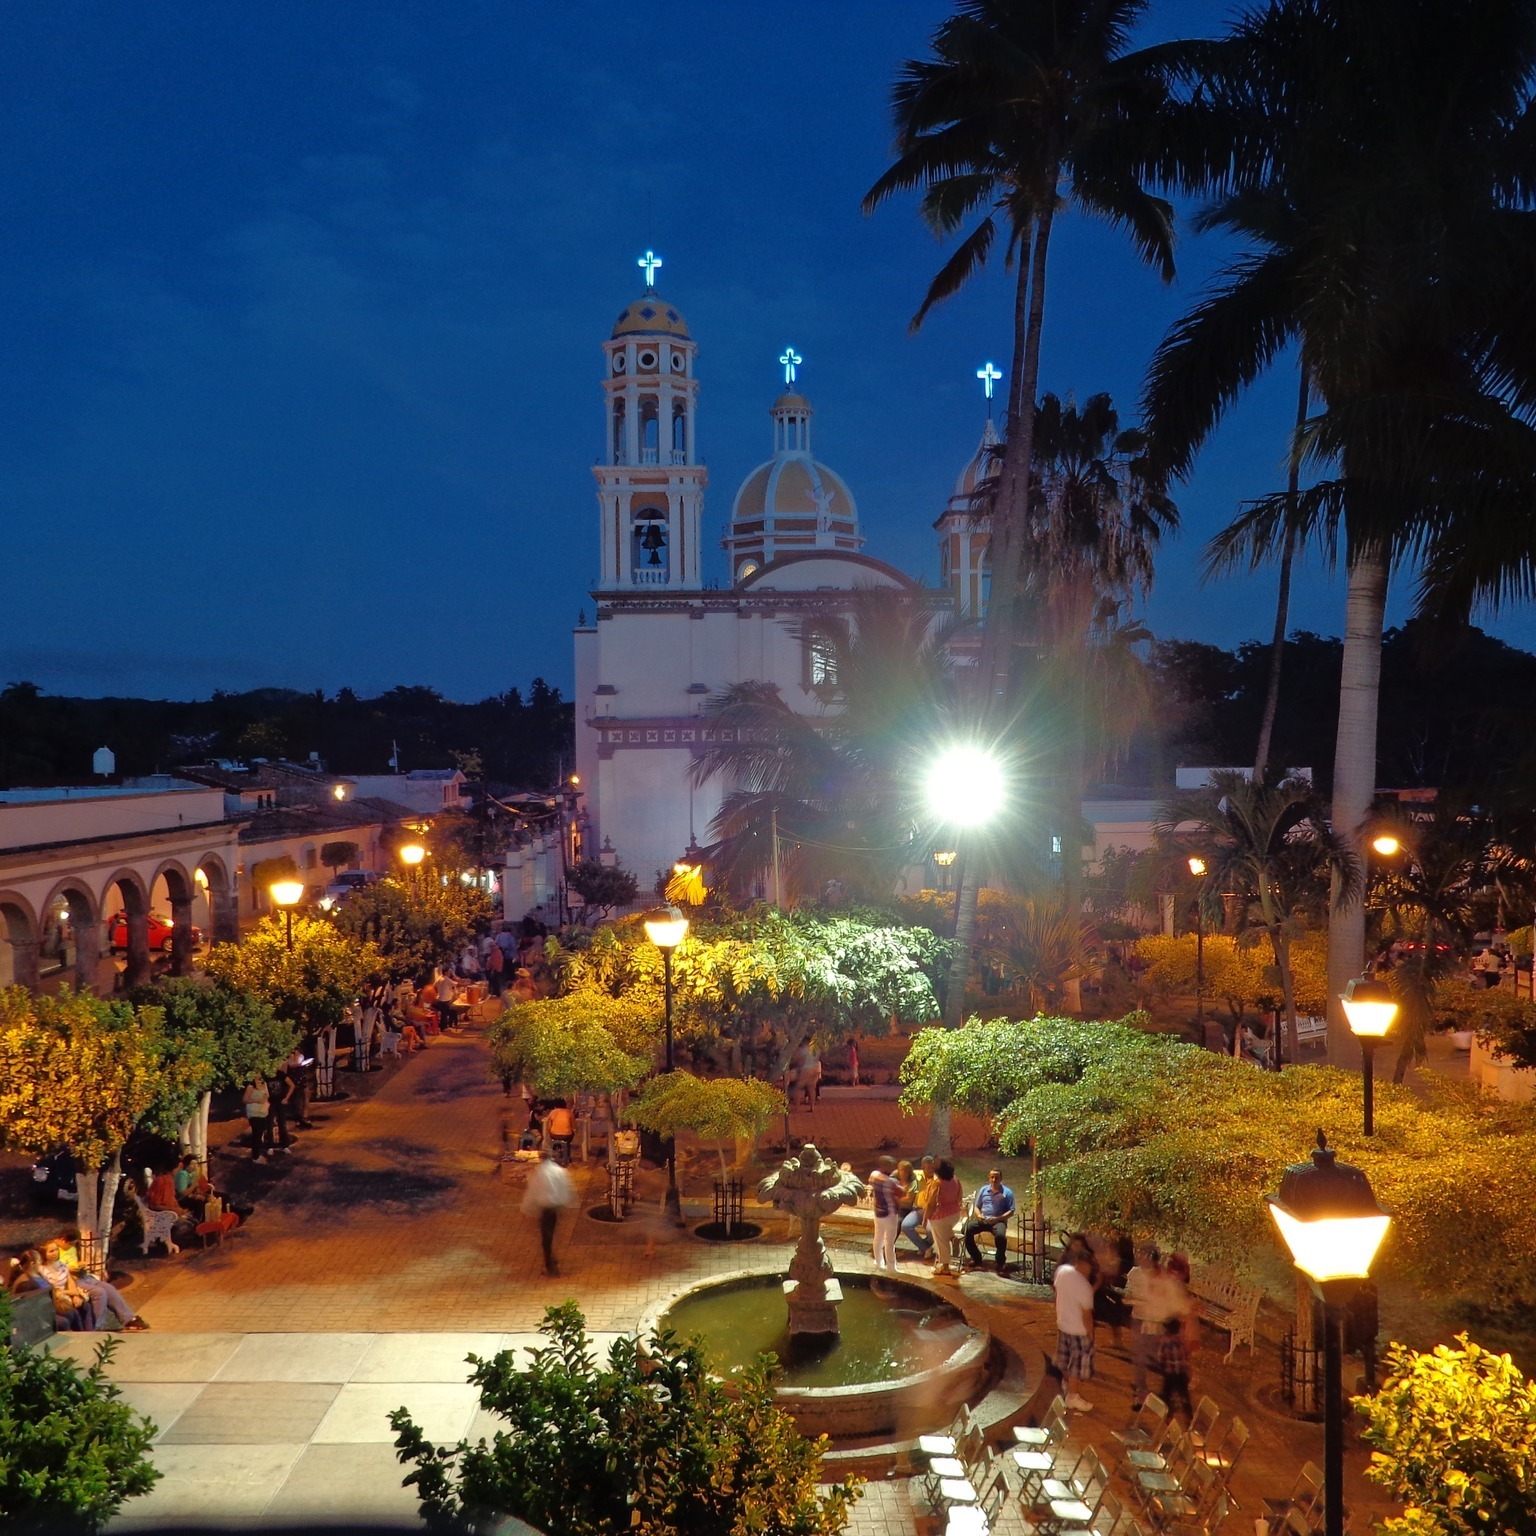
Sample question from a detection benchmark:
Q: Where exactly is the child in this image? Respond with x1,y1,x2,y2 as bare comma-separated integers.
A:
1156,1316,1192,1418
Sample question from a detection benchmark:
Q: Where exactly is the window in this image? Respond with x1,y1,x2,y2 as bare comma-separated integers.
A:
805,628,840,689
632,511,668,577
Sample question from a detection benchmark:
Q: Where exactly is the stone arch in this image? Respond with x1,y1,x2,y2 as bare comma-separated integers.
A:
194,852,237,945
149,859,198,977
39,879,105,994
99,867,153,988
0,889,41,989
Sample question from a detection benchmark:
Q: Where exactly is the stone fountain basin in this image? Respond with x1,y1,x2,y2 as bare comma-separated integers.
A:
639,1268,992,1441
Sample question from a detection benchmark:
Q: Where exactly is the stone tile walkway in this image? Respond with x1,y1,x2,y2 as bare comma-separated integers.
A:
38,1029,1395,1530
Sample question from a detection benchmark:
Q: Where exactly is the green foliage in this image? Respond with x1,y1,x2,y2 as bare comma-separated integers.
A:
0,1297,160,1533
0,987,201,1164
141,976,299,1090
1135,930,1330,1017
330,876,491,980
1431,980,1536,1070
566,860,639,917
631,1072,786,1145
900,1013,1536,1310
319,839,360,874
486,994,654,1100
1358,1334,1536,1536
389,1301,860,1536
203,916,380,1035
250,854,299,890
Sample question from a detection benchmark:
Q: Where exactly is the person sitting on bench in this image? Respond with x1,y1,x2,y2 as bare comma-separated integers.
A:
962,1168,1016,1273
546,1100,574,1163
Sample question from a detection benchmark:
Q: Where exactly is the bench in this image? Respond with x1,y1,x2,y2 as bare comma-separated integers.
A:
1293,1016,1328,1052
1190,1270,1262,1361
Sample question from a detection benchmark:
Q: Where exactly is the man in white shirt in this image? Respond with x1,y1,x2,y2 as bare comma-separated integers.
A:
522,1150,576,1276
1053,1252,1097,1412
1123,1246,1190,1409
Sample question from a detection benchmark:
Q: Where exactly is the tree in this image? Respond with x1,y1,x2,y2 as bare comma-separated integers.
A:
485,994,655,1103
0,1302,160,1534
1142,0,1536,1061
319,840,360,879
203,917,380,1036
1357,1334,1536,1536
390,1302,861,1536
630,1072,786,1231
330,877,490,980
566,860,639,921
689,589,953,903
1156,772,1358,1061
0,988,209,1260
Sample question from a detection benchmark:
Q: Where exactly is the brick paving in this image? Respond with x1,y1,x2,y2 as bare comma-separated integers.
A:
47,1025,1396,1531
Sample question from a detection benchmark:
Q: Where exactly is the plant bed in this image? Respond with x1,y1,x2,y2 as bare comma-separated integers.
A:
693,1220,763,1242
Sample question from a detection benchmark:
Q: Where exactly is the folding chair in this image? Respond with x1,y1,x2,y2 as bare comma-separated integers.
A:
1039,1448,1110,1535
1263,1464,1324,1535
1185,1396,1220,1452
1150,1461,1226,1535
1130,1424,1199,1517
1014,1392,1068,1448
1205,1415,1250,1498
935,1447,1001,1521
920,1403,976,1460
1126,1415,1186,1475
1112,1393,1169,1453
925,1421,987,1506
947,1459,1014,1536
1012,1398,1070,1494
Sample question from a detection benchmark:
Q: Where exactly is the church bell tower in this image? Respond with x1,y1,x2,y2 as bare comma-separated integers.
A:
593,252,706,589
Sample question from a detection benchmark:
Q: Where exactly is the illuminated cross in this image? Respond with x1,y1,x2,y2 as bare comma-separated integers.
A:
977,360,1003,400
780,347,802,385
638,249,663,287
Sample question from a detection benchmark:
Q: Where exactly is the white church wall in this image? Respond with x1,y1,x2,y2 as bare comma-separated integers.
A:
598,746,699,894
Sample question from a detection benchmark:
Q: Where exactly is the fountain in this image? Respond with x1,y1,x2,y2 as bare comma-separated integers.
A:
757,1143,866,1336
640,1144,994,1445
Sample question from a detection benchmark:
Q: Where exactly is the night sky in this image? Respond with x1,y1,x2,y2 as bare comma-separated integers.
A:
5,1,1529,703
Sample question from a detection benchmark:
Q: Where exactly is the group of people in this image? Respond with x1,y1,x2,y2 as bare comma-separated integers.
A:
866,1157,1018,1279
8,1229,149,1332
467,917,551,1001
242,1049,312,1161
1051,1238,1198,1418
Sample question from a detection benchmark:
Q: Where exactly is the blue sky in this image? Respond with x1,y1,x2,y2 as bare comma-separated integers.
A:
3,1,1523,702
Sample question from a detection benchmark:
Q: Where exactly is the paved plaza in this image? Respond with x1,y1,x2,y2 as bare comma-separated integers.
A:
29,1029,1393,1531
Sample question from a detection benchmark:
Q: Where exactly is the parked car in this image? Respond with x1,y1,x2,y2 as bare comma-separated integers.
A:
323,870,377,903
107,910,202,953
30,1147,77,1208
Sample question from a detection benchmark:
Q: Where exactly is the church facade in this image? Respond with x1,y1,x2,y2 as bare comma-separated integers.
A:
572,262,995,891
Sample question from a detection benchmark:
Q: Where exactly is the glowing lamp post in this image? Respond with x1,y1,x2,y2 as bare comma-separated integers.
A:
1370,834,1401,858
1341,977,1397,1136
933,847,957,892
1268,1133,1390,1536
269,879,304,951
398,843,426,867
643,904,690,1223
1187,856,1208,1036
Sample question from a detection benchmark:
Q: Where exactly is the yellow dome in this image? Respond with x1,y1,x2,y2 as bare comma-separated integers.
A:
612,294,691,340
773,391,812,412
731,455,858,527
950,418,1000,504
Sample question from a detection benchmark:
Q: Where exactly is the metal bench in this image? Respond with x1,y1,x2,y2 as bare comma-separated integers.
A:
1189,1270,1261,1361
1292,1015,1328,1053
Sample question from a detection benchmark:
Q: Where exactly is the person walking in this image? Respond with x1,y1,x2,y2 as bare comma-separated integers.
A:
869,1156,902,1270
1053,1250,1098,1413
522,1149,576,1276
485,940,505,998
927,1159,964,1278
1124,1246,1189,1410
435,969,459,1033
267,1064,296,1152
242,1077,272,1161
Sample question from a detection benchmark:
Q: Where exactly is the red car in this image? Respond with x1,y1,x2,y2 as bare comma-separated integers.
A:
108,911,202,953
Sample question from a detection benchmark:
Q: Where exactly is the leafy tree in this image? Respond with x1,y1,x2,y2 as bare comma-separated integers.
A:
389,1301,860,1536
631,1071,786,1226
1358,1334,1536,1536
203,916,380,1036
0,988,208,1258
330,876,490,980
0,1300,160,1534
250,854,300,893
1431,981,1536,1072
566,860,639,921
1143,0,1536,1059
486,994,655,1102
319,840,360,878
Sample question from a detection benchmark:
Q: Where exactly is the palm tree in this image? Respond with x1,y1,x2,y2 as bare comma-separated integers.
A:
690,589,953,903
865,1,1181,707
1141,0,1536,1059
1158,771,1359,1064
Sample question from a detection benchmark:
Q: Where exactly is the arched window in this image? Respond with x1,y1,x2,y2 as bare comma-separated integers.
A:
640,398,659,464
611,400,626,464
671,403,686,461
632,509,668,580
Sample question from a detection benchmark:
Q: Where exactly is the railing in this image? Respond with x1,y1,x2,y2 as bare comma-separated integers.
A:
608,1158,636,1220
713,1179,744,1232
640,448,659,465
631,568,668,585
1012,1209,1060,1284
670,449,688,465
1280,1328,1325,1419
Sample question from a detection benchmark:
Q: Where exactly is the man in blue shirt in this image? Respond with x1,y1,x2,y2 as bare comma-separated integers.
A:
963,1168,1016,1273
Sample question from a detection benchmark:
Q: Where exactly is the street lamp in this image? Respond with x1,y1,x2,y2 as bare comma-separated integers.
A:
1268,1133,1391,1536
1187,856,1208,1038
925,746,1005,826
1341,976,1398,1136
398,843,426,866
934,847,957,893
643,903,690,1223
269,879,304,951
1370,834,1401,858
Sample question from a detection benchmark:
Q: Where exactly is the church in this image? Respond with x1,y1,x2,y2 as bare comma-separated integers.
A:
571,255,997,891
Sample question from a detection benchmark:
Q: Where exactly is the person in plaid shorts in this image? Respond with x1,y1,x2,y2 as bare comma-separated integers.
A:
1053,1251,1097,1412
1157,1317,1192,1417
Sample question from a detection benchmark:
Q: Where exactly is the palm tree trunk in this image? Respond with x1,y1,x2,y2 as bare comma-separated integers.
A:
978,200,1055,702
1327,552,1389,1062
928,853,979,1158
1271,923,1299,1069
1254,367,1310,779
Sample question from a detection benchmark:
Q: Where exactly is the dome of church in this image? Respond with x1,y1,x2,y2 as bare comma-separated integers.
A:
951,416,1000,503
732,456,857,526
612,294,691,340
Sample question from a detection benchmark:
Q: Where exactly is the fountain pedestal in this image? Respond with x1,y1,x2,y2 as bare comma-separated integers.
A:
757,1144,866,1338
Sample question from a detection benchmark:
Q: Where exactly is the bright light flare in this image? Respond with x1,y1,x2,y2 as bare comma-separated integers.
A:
398,844,426,866
269,879,304,908
1268,1205,1391,1284
925,746,1005,827
1371,835,1401,857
